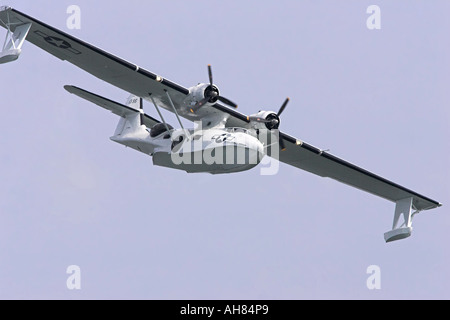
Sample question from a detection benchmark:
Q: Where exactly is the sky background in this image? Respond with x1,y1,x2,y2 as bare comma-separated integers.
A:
0,0,449,299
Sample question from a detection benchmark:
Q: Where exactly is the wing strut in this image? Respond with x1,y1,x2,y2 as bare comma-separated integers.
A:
149,93,172,139
164,89,190,138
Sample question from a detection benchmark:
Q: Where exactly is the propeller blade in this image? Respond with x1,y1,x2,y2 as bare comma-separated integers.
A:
208,64,213,87
217,96,238,109
277,97,290,116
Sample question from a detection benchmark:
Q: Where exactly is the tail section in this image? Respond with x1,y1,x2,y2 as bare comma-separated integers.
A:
114,94,143,136
64,86,161,133
64,85,172,155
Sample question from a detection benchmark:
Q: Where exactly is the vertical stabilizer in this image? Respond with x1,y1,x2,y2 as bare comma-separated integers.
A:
114,95,143,136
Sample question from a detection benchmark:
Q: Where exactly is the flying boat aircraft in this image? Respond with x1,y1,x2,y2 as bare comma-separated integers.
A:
0,6,442,242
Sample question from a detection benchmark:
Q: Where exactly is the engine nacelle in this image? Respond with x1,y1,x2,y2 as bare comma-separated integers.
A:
248,111,280,131
185,83,221,108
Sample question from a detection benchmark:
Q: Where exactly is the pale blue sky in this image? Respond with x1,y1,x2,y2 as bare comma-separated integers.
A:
0,0,448,299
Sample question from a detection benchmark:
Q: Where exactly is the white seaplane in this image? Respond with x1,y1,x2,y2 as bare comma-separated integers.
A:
0,6,442,242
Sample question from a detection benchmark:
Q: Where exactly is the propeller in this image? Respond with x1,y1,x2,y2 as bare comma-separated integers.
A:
249,97,290,151
191,65,238,112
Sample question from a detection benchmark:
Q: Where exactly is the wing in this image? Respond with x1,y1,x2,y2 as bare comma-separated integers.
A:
278,132,441,211
0,7,193,115
0,6,252,127
213,97,441,212
64,85,160,128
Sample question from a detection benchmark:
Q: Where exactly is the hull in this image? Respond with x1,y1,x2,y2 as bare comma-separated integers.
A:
153,144,264,174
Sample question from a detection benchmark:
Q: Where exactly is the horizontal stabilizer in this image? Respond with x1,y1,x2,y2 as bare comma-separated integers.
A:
64,85,160,128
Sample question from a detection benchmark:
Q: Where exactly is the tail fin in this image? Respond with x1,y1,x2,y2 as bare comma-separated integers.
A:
114,94,142,136
125,95,141,110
